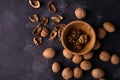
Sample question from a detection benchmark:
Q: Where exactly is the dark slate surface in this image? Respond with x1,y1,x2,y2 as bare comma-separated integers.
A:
0,0,120,80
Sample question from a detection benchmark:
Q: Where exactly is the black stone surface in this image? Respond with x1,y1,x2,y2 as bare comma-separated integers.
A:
0,0,120,80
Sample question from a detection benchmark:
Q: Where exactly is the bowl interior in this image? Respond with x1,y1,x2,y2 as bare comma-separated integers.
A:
61,21,96,55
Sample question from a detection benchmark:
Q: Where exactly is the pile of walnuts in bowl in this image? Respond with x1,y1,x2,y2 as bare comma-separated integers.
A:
28,0,120,80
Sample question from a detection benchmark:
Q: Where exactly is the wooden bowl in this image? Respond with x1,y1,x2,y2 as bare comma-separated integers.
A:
61,21,96,55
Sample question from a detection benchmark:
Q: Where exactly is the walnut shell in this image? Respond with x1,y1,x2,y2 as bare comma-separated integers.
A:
40,17,48,25
97,27,107,39
32,24,42,36
33,36,42,46
29,0,40,8
83,51,93,60
99,78,106,80
62,67,73,80
52,62,60,73
72,55,82,64
92,68,105,79
111,54,120,65
103,22,115,33
93,40,101,50
63,49,73,59
75,7,86,19
73,67,83,79
99,51,111,62
41,27,49,38
80,60,92,71
48,1,56,13
29,14,39,22
43,48,55,59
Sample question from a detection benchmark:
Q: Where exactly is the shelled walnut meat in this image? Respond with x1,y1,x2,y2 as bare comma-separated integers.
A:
29,14,39,22
29,0,40,8
67,29,89,50
51,15,63,24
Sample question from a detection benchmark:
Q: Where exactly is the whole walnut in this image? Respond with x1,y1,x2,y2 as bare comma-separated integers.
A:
75,7,86,19
52,62,60,73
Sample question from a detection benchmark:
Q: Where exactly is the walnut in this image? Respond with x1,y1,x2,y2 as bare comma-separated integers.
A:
48,1,56,13
51,15,63,24
29,14,39,22
33,36,42,46
40,17,48,25
32,24,42,36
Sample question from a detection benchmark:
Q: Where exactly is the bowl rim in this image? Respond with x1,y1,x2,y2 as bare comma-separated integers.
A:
61,20,96,55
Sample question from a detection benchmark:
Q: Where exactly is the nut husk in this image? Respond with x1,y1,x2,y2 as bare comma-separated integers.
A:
48,1,56,13
29,0,40,8
29,14,39,22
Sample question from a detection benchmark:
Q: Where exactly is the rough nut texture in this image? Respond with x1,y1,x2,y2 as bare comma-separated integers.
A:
111,54,120,65
93,40,101,50
97,27,107,39
83,51,93,60
99,51,111,62
62,67,73,80
73,67,83,79
43,48,55,59
92,68,105,79
80,60,92,71
103,22,115,33
75,7,86,19
72,55,82,64
63,49,73,59
52,62,60,73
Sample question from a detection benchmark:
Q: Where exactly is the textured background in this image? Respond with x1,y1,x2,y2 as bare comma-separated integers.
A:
0,0,120,80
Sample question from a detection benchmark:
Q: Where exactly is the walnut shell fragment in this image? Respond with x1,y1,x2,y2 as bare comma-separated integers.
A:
51,15,63,24
32,24,42,36
41,27,49,38
29,14,39,22
49,29,58,41
33,36,42,46
48,1,56,13
40,17,48,25
29,0,40,8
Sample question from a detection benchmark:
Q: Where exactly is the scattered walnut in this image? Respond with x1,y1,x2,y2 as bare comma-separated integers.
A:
99,51,111,62
92,68,105,79
97,27,107,39
103,22,115,33
49,29,58,41
52,62,60,73
29,14,39,22
40,27,49,38
75,7,86,19
62,67,73,80
51,15,63,23
32,24,42,36
72,55,82,64
83,51,94,60
33,36,42,46
73,67,83,79
111,54,120,65
93,40,101,50
48,1,56,13
63,49,73,59
42,48,55,59
40,17,48,25
29,0,40,8
80,60,92,71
